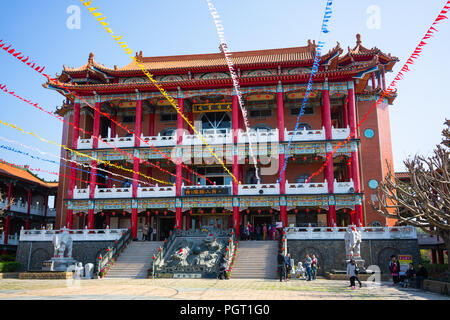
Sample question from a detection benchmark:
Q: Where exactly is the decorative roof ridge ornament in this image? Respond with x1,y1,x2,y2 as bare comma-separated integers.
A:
88,52,94,66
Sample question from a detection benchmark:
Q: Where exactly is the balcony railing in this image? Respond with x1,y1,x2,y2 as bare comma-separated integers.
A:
0,232,19,246
76,126,352,150
19,228,128,242
71,180,355,199
284,226,417,240
0,200,53,216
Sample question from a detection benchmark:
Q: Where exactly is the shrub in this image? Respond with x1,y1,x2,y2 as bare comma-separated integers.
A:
0,254,16,262
0,262,21,272
422,263,449,276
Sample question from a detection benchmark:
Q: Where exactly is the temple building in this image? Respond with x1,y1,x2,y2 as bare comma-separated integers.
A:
0,162,57,254
47,34,398,241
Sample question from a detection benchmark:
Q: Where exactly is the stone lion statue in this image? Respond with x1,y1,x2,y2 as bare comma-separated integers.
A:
344,225,361,260
53,228,73,258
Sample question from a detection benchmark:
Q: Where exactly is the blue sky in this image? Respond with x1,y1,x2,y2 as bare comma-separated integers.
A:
0,0,449,181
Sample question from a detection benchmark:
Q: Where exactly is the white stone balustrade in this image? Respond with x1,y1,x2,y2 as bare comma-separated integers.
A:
285,180,328,194
332,126,350,140
184,130,233,146
19,228,128,242
238,129,279,144
137,185,176,197
238,183,280,195
140,134,176,147
284,226,417,240
0,199,48,216
76,126,353,150
0,232,19,246
73,186,89,199
334,179,355,193
285,127,325,141
94,186,132,199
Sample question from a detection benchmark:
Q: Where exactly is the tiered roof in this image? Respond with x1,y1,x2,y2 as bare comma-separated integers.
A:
46,34,398,99
0,162,58,188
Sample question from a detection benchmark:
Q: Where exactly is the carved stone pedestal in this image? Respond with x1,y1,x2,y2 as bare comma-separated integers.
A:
42,257,77,272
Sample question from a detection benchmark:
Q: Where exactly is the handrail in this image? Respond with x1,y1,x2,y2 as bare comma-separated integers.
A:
95,228,132,277
151,229,178,277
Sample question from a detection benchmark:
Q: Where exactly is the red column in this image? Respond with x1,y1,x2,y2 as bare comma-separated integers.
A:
277,83,287,227
371,73,376,90
67,102,80,229
134,98,142,147
381,66,386,91
175,91,184,230
3,215,10,245
110,112,117,138
4,182,12,245
431,249,437,264
148,108,155,136
322,83,336,226
25,189,32,230
232,93,240,237
343,98,349,128
348,81,363,226
105,213,110,228
377,72,381,90
87,98,101,229
188,110,194,134
438,249,445,264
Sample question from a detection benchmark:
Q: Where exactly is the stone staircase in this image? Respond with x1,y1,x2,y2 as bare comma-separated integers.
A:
104,241,162,279
231,241,278,279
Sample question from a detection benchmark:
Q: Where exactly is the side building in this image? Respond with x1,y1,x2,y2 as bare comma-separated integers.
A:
0,162,57,255
47,34,398,240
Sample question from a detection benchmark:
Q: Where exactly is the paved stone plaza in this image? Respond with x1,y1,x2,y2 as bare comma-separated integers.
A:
0,278,448,300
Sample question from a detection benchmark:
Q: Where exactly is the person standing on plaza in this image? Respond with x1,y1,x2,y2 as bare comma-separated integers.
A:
389,255,401,285
404,263,415,288
346,258,362,289
148,224,153,241
262,223,267,240
415,263,428,289
305,254,312,281
244,224,250,241
143,224,148,241
311,254,318,280
256,224,262,240
278,250,287,282
249,222,254,240
285,253,292,281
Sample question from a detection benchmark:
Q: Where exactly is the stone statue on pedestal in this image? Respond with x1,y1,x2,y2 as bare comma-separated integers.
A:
344,225,362,260
84,263,94,279
42,227,77,272
53,228,73,258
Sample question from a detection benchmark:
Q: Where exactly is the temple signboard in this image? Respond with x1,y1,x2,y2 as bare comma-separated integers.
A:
183,186,230,196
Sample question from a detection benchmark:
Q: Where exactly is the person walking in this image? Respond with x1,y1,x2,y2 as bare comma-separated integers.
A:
217,255,229,280
346,258,362,289
389,255,401,286
262,223,267,240
415,263,428,289
278,250,287,282
311,254,318,280
305,254,312,281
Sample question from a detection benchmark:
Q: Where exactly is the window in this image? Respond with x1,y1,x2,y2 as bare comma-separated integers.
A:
371,221,383,227
160,113,177,122
296,173,310,184
122,115,136,123
201,112,231,133
287,101,315,115
247,101,273,119
249,109,272,118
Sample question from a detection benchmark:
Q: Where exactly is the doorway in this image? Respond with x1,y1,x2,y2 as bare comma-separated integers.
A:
158,217,175,241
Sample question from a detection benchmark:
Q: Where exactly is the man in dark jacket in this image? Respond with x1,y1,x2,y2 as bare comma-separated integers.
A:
415,263,428,289
148,225,153,241
278,251,287,282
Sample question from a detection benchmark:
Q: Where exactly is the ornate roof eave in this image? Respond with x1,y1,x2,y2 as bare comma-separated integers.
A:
45,67,374,96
